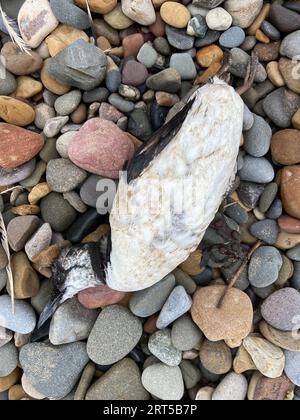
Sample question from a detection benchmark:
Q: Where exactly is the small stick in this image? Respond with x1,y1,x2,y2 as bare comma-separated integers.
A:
217,240,262,308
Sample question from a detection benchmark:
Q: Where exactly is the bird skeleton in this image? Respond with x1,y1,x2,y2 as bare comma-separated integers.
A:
38,55,258,328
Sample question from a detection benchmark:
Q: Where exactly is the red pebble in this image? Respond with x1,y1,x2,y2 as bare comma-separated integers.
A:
78,284,126,309
0,123,44,169
68,118,134,179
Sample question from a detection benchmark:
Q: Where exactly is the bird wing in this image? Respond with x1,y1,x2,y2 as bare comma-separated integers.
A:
126,97,196,182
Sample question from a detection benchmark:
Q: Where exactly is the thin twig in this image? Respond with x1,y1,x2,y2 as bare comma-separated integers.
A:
0,186,24,195
217,240,262,308
85,0,97,42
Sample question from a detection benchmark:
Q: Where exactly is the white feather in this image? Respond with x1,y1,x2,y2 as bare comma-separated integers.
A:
107,79,244,292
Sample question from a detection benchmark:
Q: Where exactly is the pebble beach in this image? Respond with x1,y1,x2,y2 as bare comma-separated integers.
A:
1,0,300,402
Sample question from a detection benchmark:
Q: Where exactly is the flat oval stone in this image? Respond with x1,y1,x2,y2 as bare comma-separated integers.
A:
263,88,300,129
87,305,142,365
261,288,300,332
269,4,300,33
1,42,43,76
200,340,232,375
249,220,279,245
238,156,274,183
252,373,295,401
0,96,35,127
142,363,184,400
243,336,285,379
260,321,300,352
243,114,272,157
0,295,36,334
0,159,36,187
19,342,89,399
50,0,90,30
249,246,282,288
219,26,245,48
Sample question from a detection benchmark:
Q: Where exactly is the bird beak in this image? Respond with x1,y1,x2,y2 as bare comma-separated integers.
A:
37,294,62,329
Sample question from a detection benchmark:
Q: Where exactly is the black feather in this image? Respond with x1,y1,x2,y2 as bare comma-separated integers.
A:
126,97,196,183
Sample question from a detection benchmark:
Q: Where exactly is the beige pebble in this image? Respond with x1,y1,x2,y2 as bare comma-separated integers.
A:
243,336,285,379
266,61,285,87
160,1,191,29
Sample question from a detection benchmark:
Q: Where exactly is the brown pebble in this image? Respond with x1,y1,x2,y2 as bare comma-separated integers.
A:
10,252,40,299
144,314,159,334
71,103,87,124
11,205,40,216
256,29,270,43
78,284,126,309
281,165,300,219
8,384,27,401
122,33,145,57
28,183,51,205
199,339,232,375
0,368,22,392
31,244,60,268
191,285,253,342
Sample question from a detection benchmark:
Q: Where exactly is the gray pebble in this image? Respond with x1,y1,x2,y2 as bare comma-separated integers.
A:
83,87,109,104
263,88,300,128
25,222,52,261
50,0,90,29
230,48,267,83
0,67,17,95
195,30,220,47
261,288,300,331
244,114,272,157
259,183,278,213
48,40,107,91
142,363,184,400
49,298,98,345
180,360,202,389
20,341,89,399
34,103,56,130
31,279,53,315
238,156,274,183
20,161,46,188
108,93,135,113
0,342,18,377
87,305,142,365
130,274,175,318
285,351,300,386
86,358,149,400
261,21,281,41
280,30,300,59
248,246,283,288
56,132,77,158
266,198,282,220
170,53,197,80
153,37,172,56
171,314,203,351
63,191,87,213
166,25,195,50
148,329,182,367
43,90,58,107
0,295,36,334
219,26,245,48
0,159,36,187
249,219,279,245
212,373,248,401
54,90,82,116
40,192,77,232
46,158,87,193
137,43,158,68
224,203,249,225
156,285,192,330
40,138,60,163
287,245,300,262
187,15,208,38
43,116,69,138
